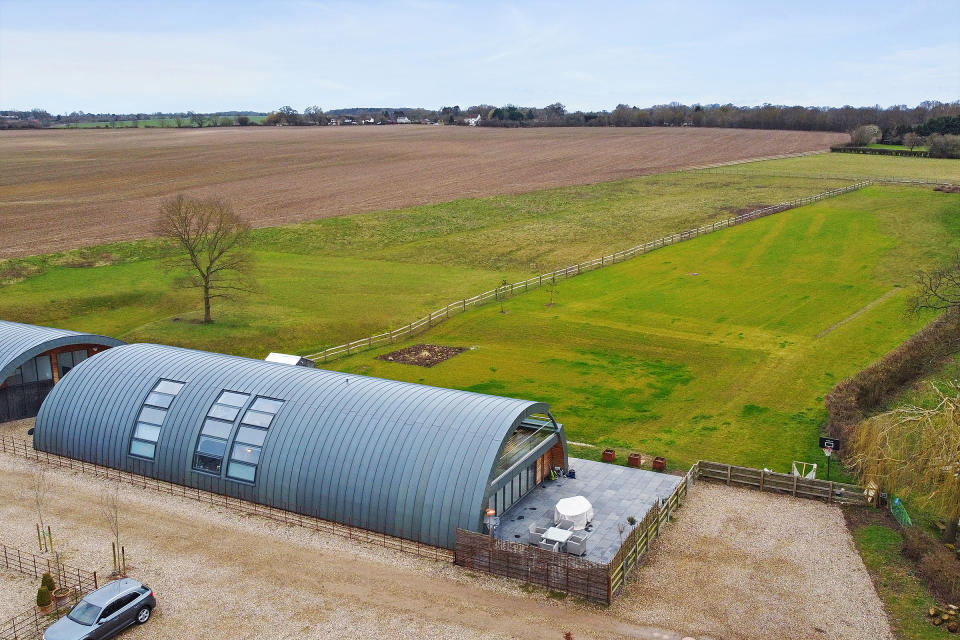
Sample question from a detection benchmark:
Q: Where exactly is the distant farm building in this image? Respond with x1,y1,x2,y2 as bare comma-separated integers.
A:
466,114,481,126
0,320,123,423
34,343,567,548
396,116,412,124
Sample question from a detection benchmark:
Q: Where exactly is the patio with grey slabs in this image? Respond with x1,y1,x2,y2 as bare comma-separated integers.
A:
495,457,683,564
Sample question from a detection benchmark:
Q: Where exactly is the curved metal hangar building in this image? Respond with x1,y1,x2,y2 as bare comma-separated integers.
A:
34,343,566,548
0,320,123,423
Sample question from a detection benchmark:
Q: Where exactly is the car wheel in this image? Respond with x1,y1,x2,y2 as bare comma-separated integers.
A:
135,606,151,624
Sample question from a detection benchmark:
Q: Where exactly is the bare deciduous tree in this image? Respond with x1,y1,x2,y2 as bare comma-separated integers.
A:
847,386,960,542
33,467,50,551
99,482,122,574
909,251,960,314
903,132,922,150
155,195,255,324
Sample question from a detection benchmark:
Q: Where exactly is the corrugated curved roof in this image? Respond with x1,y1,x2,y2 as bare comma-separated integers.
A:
34,343,551,548
0,320,124,382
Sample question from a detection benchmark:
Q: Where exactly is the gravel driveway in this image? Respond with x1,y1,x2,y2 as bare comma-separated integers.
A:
0,434,890,639
612,482,894,640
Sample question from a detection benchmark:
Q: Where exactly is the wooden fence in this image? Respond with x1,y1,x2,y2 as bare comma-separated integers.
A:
830,145,929,158
303,181,870,363
0,544,95,640
0,435,453,564
608,463,694,599
455,463,696,604
696,460,868,505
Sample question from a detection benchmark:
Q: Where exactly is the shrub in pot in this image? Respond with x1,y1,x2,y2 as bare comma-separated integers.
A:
37,586,53,613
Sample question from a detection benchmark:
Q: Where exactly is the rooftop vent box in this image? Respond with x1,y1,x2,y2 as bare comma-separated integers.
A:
265,352,315,368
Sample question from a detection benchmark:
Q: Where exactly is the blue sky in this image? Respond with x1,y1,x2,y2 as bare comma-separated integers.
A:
1,0,957,113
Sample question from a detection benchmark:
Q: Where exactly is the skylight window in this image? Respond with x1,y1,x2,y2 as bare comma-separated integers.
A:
193,390,250,475
226,396,283,483
128,379,185,461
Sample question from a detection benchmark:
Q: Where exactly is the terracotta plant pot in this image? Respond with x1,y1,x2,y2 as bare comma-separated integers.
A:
37,602,54,615
52,587,73,607
628,453,642,468
602,448,616,462
652,456,667,472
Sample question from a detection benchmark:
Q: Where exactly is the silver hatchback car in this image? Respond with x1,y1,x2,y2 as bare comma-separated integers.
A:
43,578,155,640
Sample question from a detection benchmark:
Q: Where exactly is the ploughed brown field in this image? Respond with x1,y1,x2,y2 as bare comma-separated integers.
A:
0,126,845,258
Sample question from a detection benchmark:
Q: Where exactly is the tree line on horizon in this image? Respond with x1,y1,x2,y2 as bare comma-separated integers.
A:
2,101,958,139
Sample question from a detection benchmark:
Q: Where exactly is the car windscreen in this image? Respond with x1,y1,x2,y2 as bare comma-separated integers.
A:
67,600,101,625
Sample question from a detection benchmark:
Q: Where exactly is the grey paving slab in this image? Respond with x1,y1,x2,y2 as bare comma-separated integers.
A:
494,457,683,564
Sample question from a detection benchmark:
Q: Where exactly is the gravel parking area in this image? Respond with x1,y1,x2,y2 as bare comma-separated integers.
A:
0,569,37,622
0,447,687,640
0,434,890,639
612,483,894,640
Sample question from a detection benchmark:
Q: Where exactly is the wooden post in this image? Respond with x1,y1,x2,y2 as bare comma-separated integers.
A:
828,481,834,504
792,474,798,497
726,464,731,485
47,526,53,553
759,469,765,492
37,524,43,551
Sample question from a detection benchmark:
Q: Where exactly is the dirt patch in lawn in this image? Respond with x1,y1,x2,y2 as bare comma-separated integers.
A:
934,184,960,193
376,344,466,367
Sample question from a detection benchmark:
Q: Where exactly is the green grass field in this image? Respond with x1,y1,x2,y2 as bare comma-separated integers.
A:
0,169,852,356
852,524,942,640
707,152,960,183
325,186,959,472
868,143,928,152
0,155,956,472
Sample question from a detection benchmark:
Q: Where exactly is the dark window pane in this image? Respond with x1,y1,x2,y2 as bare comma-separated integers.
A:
217,391,249,407
21,359,38,383
145,392,173,409
72,350,88,364
234,426,267,446
34,356,53,381
196,436,226,457
240,410,273,428
193,453,222,474
59,351,74,370
231,443,261,465
129,440,155,459
134,422,161,442
208,404,239,421
155,380,184,395
138,406,166,426
227,462,256,482
201,419,233,439
251,398,283,414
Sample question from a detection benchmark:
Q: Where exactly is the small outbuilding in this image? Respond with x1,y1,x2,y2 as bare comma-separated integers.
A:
0,320,123,423
34,343,566,548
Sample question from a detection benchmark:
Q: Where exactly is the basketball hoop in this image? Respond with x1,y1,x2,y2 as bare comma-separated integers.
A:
823,447,833,458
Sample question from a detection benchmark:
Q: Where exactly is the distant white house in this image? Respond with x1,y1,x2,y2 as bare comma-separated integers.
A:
466,114,481,126
362,117,375,124
396,116,412,124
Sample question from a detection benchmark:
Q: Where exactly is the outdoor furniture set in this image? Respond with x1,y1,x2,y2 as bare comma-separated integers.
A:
527,495,594,556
